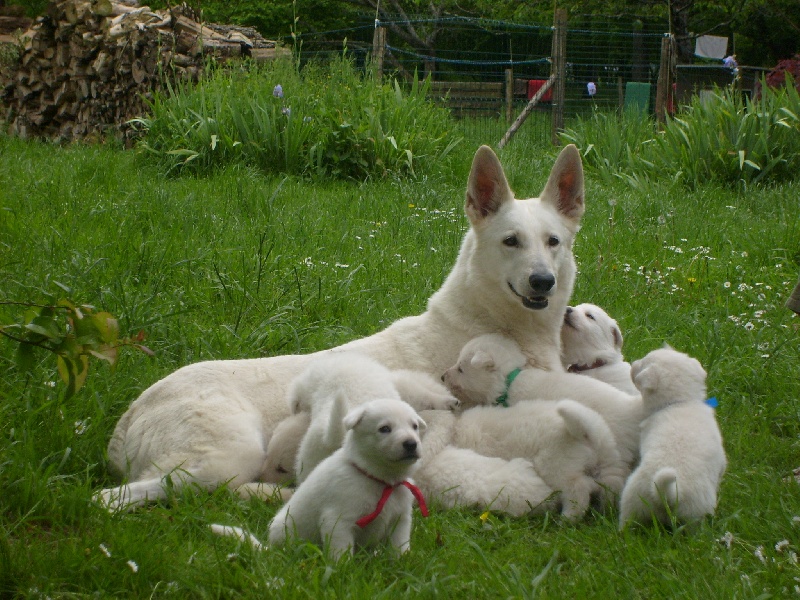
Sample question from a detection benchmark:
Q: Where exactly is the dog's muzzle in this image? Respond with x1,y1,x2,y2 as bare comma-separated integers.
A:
508,271,555,310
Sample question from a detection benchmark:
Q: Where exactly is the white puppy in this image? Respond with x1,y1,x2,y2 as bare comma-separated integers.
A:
268,398,427,558
443,333,642,467
561,303,638,395
260,412,310,484
449,400,627,520
290,352,458,483
618,347,726,528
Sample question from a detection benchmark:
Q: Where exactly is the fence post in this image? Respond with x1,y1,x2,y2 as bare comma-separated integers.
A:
550,8,567,146
505,68,513,122
372,22,386,80
655,34,675,123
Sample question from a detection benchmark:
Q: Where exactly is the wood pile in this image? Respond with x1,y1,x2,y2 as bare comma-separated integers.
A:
0,0,285,141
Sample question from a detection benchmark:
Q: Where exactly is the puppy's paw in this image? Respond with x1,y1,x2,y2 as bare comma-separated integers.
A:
427,394,461,411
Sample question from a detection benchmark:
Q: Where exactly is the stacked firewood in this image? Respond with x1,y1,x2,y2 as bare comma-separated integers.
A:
0,0,284,141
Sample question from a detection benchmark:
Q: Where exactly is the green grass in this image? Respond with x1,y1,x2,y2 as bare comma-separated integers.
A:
1,127,799,598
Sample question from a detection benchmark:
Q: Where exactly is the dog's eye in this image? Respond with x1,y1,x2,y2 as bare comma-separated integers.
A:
586,313,595,321
547,235,560,247
276,466,289,474
502,235,519,247
412,423,419,431
379,425,392,434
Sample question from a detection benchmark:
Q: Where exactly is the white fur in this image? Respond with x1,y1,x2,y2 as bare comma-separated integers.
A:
444,333,642,467
268,398,426,558
290,353,460,483
96,144,586,511
561,303,639,396
618,347,726,528
443,400,627,521
260,412,310,484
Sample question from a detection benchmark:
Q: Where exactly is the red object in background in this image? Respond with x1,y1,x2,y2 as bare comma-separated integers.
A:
527,79,553,102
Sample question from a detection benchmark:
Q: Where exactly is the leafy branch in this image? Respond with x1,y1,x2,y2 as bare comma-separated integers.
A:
1,296,153,398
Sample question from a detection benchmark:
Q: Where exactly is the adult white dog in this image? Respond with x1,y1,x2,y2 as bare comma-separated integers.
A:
97,143,586,511
443,333,642,468
561,303,638,395
269,398,428,558
618,347,726,528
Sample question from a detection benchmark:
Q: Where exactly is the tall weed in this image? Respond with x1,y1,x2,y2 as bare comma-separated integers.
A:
559,76,800,188
131,56,460,180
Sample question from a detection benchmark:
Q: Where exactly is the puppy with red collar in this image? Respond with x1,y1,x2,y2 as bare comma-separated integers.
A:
561,303,638,396
268,398,428,559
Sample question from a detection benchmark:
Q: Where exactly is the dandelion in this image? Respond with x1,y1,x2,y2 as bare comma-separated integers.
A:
74,420,88,435
99,543,112,558
657,215,667,225
480,511,490,524
408,203,415,208
724,282,731,288
687,277,697,284
127,560,139,573
744,322,755,331
273,84,283,98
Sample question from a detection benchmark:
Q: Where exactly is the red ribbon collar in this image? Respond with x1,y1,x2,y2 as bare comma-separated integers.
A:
350,462,429,528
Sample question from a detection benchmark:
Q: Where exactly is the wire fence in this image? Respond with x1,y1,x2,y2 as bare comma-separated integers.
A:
288,14,761,146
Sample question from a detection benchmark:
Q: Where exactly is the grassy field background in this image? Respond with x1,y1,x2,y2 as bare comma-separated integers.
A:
1,123,799,597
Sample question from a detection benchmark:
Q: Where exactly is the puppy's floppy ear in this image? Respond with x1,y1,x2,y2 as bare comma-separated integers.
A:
610,324,623,350
415,415,427,433
465,145,514,224
342,405,367,431
470,350,495,371
539,144,585,224
632,364,659,393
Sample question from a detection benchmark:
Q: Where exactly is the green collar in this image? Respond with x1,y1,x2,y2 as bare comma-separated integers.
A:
494,368,522,407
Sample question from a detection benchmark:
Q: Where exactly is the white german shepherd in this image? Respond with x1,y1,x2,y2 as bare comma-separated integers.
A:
97,144,586,510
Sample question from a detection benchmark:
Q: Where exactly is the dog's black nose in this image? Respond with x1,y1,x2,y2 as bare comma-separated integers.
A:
440,373,445,382
529,272,555,294
565,306,573,316
403,440,418,453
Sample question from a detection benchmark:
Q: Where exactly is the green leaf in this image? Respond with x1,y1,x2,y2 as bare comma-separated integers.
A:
15,342,37,373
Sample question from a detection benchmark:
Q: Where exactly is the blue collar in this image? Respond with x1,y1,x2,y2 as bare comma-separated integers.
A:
495,368,522,407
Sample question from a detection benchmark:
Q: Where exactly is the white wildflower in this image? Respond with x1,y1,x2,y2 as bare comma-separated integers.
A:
719,531,734,549
724,281,731,288
744,322,755,331
755,546,766,564
99,544,111,558
127,560,138,573
777,540,790,553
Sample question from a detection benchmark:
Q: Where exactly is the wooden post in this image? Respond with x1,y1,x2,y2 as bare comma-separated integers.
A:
655,34,675,123
498,74,556,148
371,23,386,80
550,8,567,146
617,75,624,110
505,68,513,122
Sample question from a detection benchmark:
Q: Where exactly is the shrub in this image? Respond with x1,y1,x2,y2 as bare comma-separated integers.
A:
130,55,461,180
764,54,800,93
559,78,800,188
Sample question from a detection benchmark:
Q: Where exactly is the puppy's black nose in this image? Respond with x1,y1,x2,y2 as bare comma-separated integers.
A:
440,373,445,382
403,440,418,453
565,306,573,316
529,272,555,294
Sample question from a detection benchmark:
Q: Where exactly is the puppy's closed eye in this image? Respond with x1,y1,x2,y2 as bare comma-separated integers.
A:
276,466,289,474
585,313,595,321
379,425,392,434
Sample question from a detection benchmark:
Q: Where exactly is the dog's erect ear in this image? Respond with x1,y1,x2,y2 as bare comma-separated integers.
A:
539,144,585,223
465,145,514,224
342,405,366,431
470,350,495,371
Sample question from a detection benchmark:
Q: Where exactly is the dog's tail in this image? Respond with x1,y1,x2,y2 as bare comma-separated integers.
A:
556,399,627,505
653,467,678,509
323,390,349,449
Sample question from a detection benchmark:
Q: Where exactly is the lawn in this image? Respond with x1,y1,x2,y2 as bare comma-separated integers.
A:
1,126,799,598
